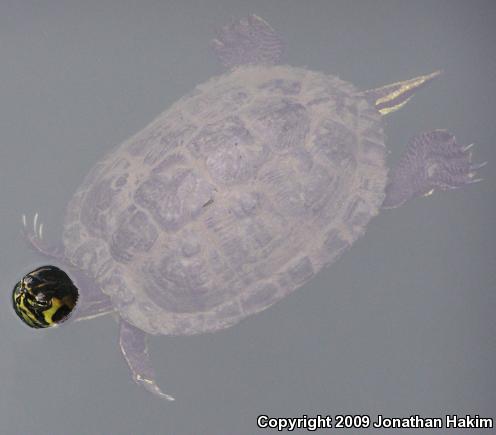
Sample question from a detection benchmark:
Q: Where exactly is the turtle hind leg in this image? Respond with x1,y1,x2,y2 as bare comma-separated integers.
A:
383,130,486,208
211,14,284,69
119,320,175,401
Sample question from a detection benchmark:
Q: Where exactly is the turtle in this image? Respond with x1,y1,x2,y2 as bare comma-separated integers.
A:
12,15,485,401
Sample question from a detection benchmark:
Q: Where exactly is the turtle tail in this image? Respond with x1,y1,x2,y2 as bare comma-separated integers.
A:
359,70,442,115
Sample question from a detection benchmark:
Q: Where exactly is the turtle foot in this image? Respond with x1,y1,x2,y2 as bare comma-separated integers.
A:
383,130,486,208
119,320,175,401
211,14,284,69
21,212,65,260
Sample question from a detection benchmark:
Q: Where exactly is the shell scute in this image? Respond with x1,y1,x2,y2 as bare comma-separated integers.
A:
343,196,374,235
313,119,357,168
134,168,214,232
241,282,279,313
205,136,269,185
247,97,310,152
110,207,159,263
320,229,351,267
278,256,315,289
143,123,196,166
188,116,252,156
143,242,235,314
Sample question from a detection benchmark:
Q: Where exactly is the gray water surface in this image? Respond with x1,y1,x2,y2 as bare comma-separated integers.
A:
1,1,495,434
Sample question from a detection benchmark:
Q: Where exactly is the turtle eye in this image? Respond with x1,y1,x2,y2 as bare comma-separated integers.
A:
12,265,79,329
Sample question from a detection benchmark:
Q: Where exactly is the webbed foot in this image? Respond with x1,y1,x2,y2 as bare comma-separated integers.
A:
119,320,175,401
383,130,486,208
21,212,65,260
211,14,284,69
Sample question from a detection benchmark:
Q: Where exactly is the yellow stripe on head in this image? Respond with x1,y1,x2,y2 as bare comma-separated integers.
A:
13,291,47,328
12,266,79,329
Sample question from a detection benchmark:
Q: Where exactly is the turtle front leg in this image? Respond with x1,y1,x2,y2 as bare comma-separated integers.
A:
382,130,485,208
119,320,175,401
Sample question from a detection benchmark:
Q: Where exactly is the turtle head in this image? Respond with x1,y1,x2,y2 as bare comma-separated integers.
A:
12,265,79,329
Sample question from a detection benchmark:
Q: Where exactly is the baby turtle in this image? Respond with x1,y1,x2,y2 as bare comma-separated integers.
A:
13,15,485,400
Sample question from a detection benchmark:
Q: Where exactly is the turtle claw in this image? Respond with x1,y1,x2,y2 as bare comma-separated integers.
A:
20,212,64,260
470,161,488,171
135,375,175,401
33,212,39,236
467,177,483,184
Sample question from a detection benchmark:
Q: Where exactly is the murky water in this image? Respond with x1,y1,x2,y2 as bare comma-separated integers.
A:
1,1,494,434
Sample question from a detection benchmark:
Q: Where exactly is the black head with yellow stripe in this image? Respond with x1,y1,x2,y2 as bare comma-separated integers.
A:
12,265,79,329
